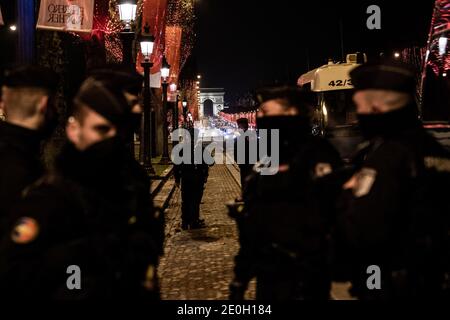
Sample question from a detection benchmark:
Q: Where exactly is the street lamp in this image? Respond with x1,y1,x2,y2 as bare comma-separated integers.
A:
169,83,177,130
169,84,178,132
160,56,171,164
118,0,137,31
139,23,155,175
117,0,137,68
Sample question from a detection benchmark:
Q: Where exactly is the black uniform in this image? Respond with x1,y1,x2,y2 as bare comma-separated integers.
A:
0,77,160,299
0,139,161,299
174,132,211,229
337,108,450,299
0,66,58,239
232,134,342,300
0,122,43,238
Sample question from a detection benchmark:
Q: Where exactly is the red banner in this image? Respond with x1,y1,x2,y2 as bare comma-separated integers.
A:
165,25,183,84
137,0,168,75
36,0,94,33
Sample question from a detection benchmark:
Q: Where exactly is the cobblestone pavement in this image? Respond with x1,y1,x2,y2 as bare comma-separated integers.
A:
158,164,256,300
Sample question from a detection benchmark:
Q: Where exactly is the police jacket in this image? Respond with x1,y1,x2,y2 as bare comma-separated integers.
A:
234,135,342,283
0,122,43,238
0,138,160,299
338,118,450,273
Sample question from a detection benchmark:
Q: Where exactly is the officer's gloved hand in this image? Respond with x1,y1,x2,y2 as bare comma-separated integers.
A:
229,280,247,300
226,201,245,219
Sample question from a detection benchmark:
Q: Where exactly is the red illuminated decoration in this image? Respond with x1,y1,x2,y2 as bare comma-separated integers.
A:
165,25,182,84
424,0,450,76
421,0,450,122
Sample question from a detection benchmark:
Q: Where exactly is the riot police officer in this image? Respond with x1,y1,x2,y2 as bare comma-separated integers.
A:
0,77,159,299
0,66,58,238
337,60,450,299
89,66,165,257
229,86,342,300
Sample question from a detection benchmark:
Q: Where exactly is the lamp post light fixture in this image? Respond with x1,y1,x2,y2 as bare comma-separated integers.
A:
139,23,155,175
182,98,188,127
160,56,171,164
117,0,137,68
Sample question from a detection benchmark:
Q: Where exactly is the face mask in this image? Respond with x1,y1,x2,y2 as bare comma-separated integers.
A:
357,104,419,139
62,137,122,168
82,137,123,163
256,116,311,163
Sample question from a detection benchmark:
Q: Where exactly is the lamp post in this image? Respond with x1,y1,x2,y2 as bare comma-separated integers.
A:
117,0,137,68
182,98,188,128
173,89,179,131
139,23,155,175
160,56,171,164
169,83,179,131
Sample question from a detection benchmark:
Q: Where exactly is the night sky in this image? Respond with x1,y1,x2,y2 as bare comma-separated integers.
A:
0,0,437,101
194,0,436,102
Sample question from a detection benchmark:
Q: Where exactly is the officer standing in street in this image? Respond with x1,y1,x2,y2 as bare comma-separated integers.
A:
0,77,160,299
0,66,58,238
337,60,450,299
229,86,342,300
174,128,210,230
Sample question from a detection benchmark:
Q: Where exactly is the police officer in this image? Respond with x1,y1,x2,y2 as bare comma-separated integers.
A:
88,64,144,151
174,128,211,230
0,66,58,238
234,118,256,193
89,66,165,257
0,78,159,299
229,86,342,300
337,60,450,299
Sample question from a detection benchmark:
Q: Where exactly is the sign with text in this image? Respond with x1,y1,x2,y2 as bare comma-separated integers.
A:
37,0,94,33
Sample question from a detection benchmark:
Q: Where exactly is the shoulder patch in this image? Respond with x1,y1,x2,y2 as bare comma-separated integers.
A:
314,163,333,178
353,168,377,198
424,157,450,173
11,217,40,244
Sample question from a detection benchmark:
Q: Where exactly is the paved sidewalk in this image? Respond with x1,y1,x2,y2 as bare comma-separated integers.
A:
158,164,256,300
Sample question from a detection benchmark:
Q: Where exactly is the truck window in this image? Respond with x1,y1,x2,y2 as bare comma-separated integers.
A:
322,90,357,128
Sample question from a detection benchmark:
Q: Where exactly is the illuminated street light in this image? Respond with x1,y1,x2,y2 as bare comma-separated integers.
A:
9,25,17,31
139,23,156,175
117,0,137,31
161,56,171,81
139,24,155,61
